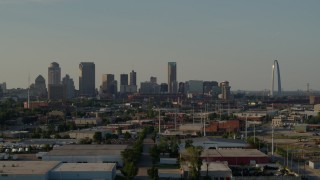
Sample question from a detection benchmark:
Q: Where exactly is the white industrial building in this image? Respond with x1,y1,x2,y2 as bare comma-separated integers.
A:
50,163,116,180
42,145,127,167
0,161,117,180
0,161,60,180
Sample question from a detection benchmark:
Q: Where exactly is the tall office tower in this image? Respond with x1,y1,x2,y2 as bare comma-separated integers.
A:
220,81,231,101
120,74,129,86
79,62,95,97
33,75,47,98
62,74,75,99
0,82,7,96
160,83,168,94
48,62,63,100
178,82,185,94
203,81,219,95
101,74,110,92
150,76,157,84
168,62,177,94
101,74,117,95
130,70,137,86
48,62,61,86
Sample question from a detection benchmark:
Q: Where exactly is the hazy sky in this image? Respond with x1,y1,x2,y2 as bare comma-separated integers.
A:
0,0,319,91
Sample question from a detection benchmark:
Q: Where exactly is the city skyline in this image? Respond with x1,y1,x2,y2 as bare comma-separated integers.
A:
0,1,320,91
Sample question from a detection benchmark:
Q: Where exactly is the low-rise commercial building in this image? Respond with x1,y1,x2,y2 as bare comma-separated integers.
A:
0,161,60,180
42,145,127,167
50,163,116,180
199,149,269,166
179,137,249,151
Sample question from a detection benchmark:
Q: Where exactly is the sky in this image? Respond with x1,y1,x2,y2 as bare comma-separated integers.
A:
0,0,319,91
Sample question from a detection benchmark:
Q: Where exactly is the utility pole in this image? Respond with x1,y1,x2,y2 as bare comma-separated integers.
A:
271,125,274,157
158,109,161,133
254,123,256,144
245,115,248,141
286,144,289,167
174,109,177,131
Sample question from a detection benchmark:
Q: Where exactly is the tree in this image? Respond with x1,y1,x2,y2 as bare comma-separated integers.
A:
149,144,160,163
124,132,131,140
185,139,193,149
180,146,203,179
158,137,168,155
121,162,138,180
147,166,158,180
93,131,102,143
117,127,123,135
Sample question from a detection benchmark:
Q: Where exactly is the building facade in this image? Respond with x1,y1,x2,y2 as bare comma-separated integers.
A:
62,74,75,99
79,62,95,97
168,62,177,94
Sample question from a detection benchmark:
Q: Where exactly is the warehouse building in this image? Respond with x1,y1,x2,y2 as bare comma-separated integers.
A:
199,149,269,165
42,145,128,167
0,161,60,180
0,161,117,180
179,137,249,151
50,163,116,180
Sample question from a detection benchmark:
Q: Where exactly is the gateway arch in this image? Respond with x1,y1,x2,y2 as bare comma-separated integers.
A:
270,60,281,97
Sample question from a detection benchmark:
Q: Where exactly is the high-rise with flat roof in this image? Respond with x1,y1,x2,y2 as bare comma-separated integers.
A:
220,81,231,101
62,74,75,99
79,62,95,97
130,70,137,86
168,62,177,94
48,62,64,100
120,74,128,86
48,62,61,86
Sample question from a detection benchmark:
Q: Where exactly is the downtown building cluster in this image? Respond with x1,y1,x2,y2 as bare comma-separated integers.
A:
0,61,232,101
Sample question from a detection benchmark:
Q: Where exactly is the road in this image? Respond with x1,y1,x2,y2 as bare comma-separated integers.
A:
134,136,154,180
271,153,320,180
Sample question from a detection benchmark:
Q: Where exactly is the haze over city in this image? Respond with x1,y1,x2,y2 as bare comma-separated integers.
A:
0,0,319,91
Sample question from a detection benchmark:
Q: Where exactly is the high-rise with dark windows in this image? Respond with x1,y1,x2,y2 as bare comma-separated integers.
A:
79,62,95,97
168,62,177,94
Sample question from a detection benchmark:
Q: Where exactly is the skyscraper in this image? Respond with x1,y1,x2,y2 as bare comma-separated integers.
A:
220,81,231,101
101,74,117,95
130,70,137,86
168,62,177,94
48,62,61,86
32,75,47,99
120,74,129,86
62,74,75,99
79,62,95,97
48,62,63,100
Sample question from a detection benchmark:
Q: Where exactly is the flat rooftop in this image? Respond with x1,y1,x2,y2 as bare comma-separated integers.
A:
199,149,268,158
52,163,116,172
44,149,122,156
54,144,128,150
201,162,231,172
158,169,183,174
0,161,60,175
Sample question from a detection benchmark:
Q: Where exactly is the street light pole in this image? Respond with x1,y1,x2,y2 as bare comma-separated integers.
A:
158,109,161,133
